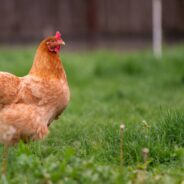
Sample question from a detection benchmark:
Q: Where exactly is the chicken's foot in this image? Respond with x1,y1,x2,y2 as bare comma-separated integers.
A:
1,144,8,176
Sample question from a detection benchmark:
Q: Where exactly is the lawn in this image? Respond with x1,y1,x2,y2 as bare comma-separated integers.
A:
1,46,184,183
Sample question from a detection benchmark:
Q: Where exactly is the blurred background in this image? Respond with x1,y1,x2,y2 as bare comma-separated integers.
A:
0,0,184,51
1,1,184,183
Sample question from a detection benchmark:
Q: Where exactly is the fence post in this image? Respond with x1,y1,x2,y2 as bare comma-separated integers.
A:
153,0,162,58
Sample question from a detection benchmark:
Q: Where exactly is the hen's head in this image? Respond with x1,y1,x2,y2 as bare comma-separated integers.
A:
43,31,65,54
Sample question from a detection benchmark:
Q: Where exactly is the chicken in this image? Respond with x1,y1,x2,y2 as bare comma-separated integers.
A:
0,31,70,174
0,31,70,145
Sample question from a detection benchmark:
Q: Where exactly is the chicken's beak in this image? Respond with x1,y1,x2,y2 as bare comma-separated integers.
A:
57,39,65,46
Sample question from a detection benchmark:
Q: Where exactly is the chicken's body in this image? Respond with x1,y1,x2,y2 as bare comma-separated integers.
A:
0,32,70,145
0,73,69,144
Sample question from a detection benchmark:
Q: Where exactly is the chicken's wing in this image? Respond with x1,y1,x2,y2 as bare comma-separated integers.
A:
0,72,20,106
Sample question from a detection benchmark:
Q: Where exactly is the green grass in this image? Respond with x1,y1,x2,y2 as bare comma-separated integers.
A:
1,46,184,183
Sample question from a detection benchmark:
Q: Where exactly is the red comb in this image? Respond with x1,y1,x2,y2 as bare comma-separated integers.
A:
55,31,61,39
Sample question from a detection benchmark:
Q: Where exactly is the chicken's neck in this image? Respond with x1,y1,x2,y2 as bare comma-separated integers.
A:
29,49,66,80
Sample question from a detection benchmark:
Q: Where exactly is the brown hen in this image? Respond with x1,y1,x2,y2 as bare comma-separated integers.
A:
0,32,70,174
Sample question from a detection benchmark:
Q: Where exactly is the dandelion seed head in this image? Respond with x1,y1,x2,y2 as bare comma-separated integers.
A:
142,148,149,154
120,124,125,130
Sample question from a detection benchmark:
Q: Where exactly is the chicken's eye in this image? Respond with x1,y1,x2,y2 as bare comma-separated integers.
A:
47,40,54,44
46,40,55,46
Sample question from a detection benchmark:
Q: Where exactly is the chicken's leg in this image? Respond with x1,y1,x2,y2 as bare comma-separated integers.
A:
1,144,8,176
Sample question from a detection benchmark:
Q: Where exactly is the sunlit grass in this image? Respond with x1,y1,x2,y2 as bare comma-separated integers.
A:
0,46,184,183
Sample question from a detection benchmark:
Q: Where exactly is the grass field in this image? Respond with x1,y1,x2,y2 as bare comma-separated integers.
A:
1,46,184,183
